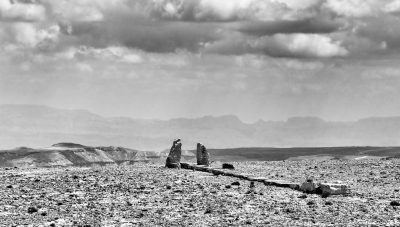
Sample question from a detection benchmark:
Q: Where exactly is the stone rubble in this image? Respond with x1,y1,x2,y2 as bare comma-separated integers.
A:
1,140,400,226
0,159,400,226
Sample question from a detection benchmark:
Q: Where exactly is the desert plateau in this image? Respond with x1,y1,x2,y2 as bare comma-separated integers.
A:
1,144,400,226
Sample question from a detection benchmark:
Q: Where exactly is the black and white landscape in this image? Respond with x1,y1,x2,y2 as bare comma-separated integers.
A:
2,0,400,226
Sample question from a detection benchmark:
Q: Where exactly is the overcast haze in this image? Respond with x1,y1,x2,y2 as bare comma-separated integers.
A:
1,0,400,122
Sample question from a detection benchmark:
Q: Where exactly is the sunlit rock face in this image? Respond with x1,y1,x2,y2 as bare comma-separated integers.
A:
165,139,182,168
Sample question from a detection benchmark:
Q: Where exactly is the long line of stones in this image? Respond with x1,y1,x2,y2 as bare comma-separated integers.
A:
165,139,350,197
180,162,301,190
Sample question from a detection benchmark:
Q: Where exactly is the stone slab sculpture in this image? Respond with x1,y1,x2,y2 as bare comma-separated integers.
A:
319,183,350,196
196,143,210,166
165,139,182,168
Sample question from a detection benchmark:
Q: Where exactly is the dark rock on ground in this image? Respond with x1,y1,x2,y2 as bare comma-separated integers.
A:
298,194,307,199
222,163,235,170
390,201,400,206
27,207,38,214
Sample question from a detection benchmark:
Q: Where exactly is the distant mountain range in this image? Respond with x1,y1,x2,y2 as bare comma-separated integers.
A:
1,104,400,151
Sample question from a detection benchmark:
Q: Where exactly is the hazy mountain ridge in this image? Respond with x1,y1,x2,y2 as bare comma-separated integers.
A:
1,104,400,150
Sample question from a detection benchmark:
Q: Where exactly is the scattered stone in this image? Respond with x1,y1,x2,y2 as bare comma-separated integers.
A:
27,207,38,214
298,194,307,199
222,163,235,170
390,201,400,206
249,181,255,188
231,181,240,186
211,169,225,176
285,208,295,213
307,201,315,206
321,193,330,198
2,156,400,226
165,139,182,169
204,208,213,214
196,143,210,166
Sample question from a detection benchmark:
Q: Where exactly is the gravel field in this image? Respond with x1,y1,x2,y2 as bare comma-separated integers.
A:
1,159,400,226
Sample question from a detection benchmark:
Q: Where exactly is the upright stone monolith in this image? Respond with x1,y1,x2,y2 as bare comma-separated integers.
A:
165,139,182,168
196,143,210,166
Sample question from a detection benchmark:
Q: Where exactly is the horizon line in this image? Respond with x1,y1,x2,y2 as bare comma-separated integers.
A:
2,103,400,124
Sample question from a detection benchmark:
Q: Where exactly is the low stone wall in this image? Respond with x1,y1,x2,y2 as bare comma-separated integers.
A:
180,162,350,197
180,162,300,189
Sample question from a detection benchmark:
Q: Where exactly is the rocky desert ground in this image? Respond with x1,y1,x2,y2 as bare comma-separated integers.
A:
1,158,400,226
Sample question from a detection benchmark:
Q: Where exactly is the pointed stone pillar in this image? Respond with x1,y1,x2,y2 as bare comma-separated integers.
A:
196,143,210,166
165,139,182,168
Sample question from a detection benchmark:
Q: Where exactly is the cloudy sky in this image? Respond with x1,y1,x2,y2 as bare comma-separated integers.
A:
1,0,400,122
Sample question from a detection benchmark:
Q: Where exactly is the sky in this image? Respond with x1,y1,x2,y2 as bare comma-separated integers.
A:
1,0,400,122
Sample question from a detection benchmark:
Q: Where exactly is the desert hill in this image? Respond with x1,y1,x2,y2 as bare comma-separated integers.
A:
2,104,400,150
2,144,400,168
0,143,161,168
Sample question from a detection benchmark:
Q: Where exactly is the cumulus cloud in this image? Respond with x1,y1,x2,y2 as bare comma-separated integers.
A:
0,0,46,22
12,23,59,48
204,33,348,58
383,0,400,14
323,0,380,18
152,0,320,22
252,33,348,58
0,0,400,60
